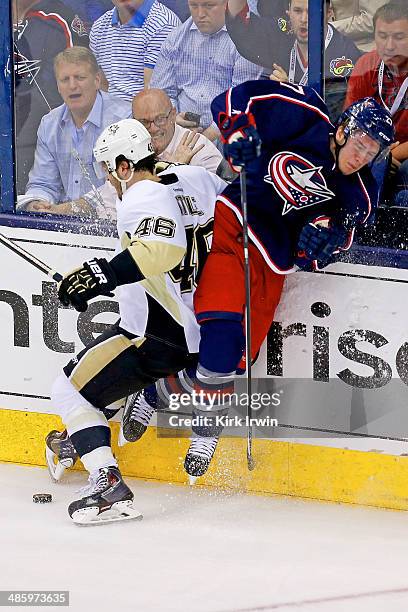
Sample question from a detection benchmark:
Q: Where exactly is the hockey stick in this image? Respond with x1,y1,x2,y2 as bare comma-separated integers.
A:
240,168,255,471
0,232,63,282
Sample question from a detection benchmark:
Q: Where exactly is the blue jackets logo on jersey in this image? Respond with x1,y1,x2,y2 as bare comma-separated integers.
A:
264,152,335,216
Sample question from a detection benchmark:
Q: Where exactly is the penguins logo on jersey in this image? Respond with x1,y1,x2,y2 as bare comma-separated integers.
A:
108,124,120,135
264,152,335,215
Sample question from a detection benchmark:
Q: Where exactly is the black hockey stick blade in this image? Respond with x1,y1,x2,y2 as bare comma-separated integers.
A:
0,232,63,282
247,452,256,471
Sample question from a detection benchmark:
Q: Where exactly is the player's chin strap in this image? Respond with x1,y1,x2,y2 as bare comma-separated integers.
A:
334,125,348,168
111,165,135,194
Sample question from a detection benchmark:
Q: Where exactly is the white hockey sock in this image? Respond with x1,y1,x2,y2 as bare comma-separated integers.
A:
81,446,118,474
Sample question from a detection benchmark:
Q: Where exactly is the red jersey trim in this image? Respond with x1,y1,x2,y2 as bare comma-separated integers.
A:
225,87,232,117
27,10,73,47
245,93,332,125
338,227,355,252
224,88,332,127
238,3,250,22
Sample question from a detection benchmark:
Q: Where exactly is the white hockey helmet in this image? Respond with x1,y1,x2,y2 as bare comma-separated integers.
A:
93,118,154,173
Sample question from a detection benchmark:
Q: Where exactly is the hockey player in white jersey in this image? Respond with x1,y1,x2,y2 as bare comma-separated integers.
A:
49,118,226,524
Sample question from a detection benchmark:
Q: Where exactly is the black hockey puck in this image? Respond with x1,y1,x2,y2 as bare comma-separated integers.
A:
33,493,52,503
311,302,331,318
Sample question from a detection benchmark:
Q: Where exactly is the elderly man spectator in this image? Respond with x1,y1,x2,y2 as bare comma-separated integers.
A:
40,87,234,218
331,0,387,52
132,88,234,178
150,0,262,141
17,47,131,218
345,2,408,205
90,0,180,101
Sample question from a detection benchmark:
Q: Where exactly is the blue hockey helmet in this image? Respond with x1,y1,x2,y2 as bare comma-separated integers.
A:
337,97,395,160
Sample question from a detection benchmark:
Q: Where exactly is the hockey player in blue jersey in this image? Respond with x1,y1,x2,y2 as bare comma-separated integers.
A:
118,80,395,478
209,80,393,273
188,81,394,476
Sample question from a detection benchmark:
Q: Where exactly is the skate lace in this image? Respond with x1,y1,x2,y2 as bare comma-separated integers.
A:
129,393,155,427
76,468,110,497
188,437,218,460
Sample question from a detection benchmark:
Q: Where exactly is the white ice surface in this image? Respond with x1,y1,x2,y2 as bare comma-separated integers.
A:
1,463,408,612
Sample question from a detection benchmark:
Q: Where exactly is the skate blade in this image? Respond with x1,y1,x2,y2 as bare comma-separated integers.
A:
45,446,74,483
71,500,143,526
188,475,198,486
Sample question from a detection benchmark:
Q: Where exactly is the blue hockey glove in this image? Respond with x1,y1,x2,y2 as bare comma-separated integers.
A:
58,258,117,312
225,125,262,167
296,223,349,268
217,111,262,168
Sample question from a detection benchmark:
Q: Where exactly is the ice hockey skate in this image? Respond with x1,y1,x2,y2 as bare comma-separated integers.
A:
68,466,142,525
184,436,219,483
45,429,79,482
118,390,155,446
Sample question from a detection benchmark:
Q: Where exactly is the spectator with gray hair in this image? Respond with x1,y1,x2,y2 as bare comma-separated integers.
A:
13,0,89,191
17,46,131,218
133,88,234,179
28,87,235,219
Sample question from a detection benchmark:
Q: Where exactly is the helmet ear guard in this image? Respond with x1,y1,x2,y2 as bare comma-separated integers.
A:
111,159,136,193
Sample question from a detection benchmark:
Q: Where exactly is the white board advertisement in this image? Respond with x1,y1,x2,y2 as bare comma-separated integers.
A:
0,225,407,451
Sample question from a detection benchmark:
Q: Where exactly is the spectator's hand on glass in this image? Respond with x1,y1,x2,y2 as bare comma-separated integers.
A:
173,131,205,164
25,200,84,215
25,200,53,212
269,63,289,83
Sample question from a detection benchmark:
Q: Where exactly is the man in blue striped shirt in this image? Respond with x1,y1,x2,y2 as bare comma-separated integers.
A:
90,0,181,101
150,0,262,141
